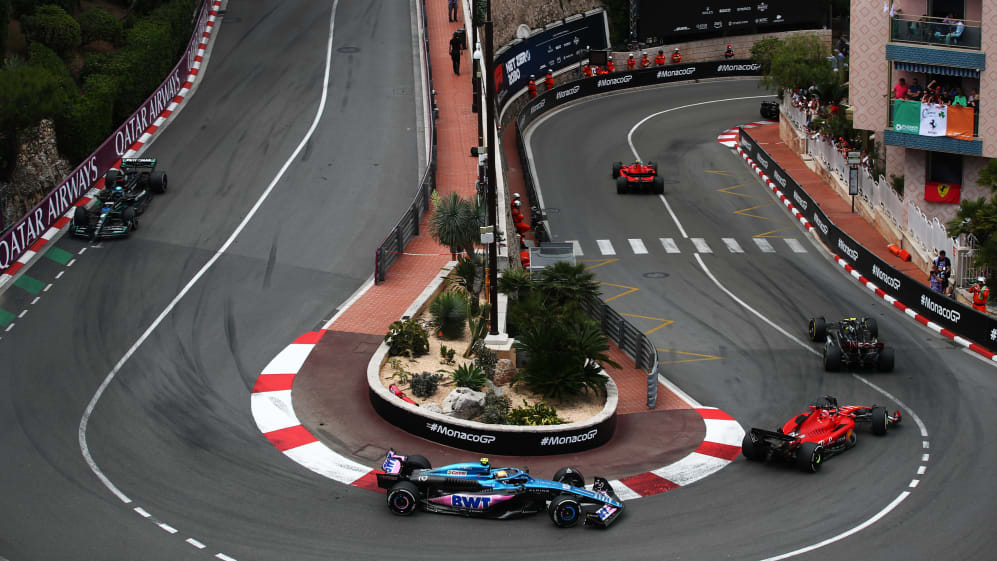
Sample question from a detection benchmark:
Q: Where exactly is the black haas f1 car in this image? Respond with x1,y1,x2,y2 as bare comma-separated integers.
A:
377,449,624,528
611,160,664,194
808,316,894,372
742,396,902,473
71,158,167,241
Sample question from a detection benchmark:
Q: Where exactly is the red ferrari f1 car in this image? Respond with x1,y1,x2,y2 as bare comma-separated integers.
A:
742,396,902,472
611,160,664,194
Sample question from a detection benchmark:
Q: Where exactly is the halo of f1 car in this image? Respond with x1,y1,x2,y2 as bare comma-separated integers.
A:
71,158,167,241
808,316,894,372
612,160,664,194
742,396,902,472
376,449,624,528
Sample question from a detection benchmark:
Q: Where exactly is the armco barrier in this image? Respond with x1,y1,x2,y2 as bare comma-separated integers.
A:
374,0,436,284
0,0,217,274
738,128,997,353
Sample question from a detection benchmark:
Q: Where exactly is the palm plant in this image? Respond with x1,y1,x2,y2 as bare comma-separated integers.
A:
512,316,619,400
429,192,482,257
535,261,601,309
429,290,468,339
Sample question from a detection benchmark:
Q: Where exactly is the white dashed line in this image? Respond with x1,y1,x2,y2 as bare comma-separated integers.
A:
923,441,930,449
186,538,206,549
917,466,926,475
5,324,14,332
55,271,64,279
722,237,743,253
753,238,775,253
660,237,680,253
628,238,648,254
157,522,178,534
30,297,40,305
922,454,930,462
215,554,238,561
784,238,808,253
691,238,712,253
134,507,151,518
568,240,583,256
67,259,76,267
43,283,53,292
596,239,616,255
909,480,920,488
78,247,87,255
18,310,27,319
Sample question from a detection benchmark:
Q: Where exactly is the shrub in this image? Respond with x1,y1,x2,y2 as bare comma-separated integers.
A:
56,72,116,164
452,255,477,295
507,400,564,426
80,50,112,80
79,7,122,45
0,62,71,134
512,317,617,400
472,343,498,380
22,5,81,57
480,390,511,424
409,371,443,399
384,317,429,358
439,344,456,365
429,290,467,339
450,362,486,391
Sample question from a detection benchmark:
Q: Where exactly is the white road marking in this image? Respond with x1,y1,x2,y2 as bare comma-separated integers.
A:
658,194,688,238
753,238,775,253
216,554,238,561
917,466,926,475
4,324,13,332
628,238,648,254
568,240,583,256
30,297,40,305
66,259,75,267
691,238,712,253
922,454,930,462
134,507,151,518
909,480,920,488
660,237,680,253
784,238,807,253
186,538,206,549
79,0,343,506
596,239,616,255
78,247,87,255
18,310,27,319
55,271,64,279
157,522,178,534
923,440,930,448
43,283,52,292
722,238,743,253
656,373,703,408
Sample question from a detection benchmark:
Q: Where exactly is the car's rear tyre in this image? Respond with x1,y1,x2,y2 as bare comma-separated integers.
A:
386,481,420,516
150,171,167,194
403,454,431,474
809,317,826,341
548,494,581,528
616,176,627,194
652,176,664,195
741,433,761,461
552,466,585,488
824,343,841,372
877,347,895,372
863,317,878,338
871,407,889,436
612,161,622,178
796,441,822,473
73,206,88,227
647,161,658,172
122,208,136,232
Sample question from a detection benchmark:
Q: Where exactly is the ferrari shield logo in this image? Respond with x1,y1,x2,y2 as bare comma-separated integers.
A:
937,183,951,199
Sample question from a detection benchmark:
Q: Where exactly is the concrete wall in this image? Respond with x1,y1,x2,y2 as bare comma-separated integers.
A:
979,1,996,158
609,29,831,66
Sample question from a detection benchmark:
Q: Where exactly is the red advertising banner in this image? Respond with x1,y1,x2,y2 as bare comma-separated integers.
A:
924,181,961,204
0,0,214,272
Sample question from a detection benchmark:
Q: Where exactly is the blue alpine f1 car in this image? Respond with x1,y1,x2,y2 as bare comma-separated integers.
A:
376,449,624,528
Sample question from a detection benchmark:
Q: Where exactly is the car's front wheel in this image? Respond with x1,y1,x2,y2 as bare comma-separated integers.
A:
386,481,420,516
824,343,842,372
73,206,88,227
809,317,826,342
796,442,822,473
871,407,889,436
652,176,664,194
548,494,581,528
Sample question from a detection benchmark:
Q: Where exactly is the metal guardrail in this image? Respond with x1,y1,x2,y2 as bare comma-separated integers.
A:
374,0,437,283
579,295,659,408
890,14,981,50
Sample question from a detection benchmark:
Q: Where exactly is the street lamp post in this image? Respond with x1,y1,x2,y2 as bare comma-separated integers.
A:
484,3,499,335
473,43,483,146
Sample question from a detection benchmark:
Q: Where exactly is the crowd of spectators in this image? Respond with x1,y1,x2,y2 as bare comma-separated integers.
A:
789,87,877,175
891,77,978,110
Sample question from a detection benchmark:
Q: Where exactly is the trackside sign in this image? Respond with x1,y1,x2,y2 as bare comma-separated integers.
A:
0,0,214,272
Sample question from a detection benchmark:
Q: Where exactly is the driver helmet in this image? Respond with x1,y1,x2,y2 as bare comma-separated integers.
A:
494,470,508,478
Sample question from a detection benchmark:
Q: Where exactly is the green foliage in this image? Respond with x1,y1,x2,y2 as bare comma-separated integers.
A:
450,362,487,391
0,62,70,134
429,192,482,257
79,7,123,45
947,193,997,275
979,159,997,189
56,72,116,163
81,50,112,80
497,266,531,300
22,4,81,57
384,317,430,358
507,400,564,426
464,301,491,355
480,390,511,424
387,357,414,384
439,344,456,365
472,342,498,379
108,17,170,121
409,371,443,398
430,290,468,339
534,261,601,309
750,37,783,75
453,255,478,296
513,316,619,400
889,174,904,196
761,34,833,93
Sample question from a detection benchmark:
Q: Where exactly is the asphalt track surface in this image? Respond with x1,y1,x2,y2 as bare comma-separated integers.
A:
1,2,995,558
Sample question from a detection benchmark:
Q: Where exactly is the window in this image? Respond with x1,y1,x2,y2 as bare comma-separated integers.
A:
928,151,963,184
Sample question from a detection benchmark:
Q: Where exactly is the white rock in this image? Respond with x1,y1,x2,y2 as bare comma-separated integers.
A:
422,403,442,414
441,387,486,420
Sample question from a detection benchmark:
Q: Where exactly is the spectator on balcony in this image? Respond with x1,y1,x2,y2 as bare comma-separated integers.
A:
968,88,979,110
909,14,928,40
905,78,923,101
952,87,968,107
943,19,965,44
892,77,908,99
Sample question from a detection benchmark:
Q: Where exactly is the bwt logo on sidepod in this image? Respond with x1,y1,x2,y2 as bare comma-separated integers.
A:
756,153,769,169
872,264,901,290
812,212,829,235
451,495,492,509
837,238,859,261
772,169,787,188
556,85,580,100
920,294,961,323
597,75,634,87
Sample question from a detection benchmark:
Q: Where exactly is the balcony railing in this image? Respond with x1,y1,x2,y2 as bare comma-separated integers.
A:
890,14,982,50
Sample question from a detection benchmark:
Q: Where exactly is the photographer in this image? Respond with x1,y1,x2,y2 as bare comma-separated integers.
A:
969,277,989,313
934,250,952,296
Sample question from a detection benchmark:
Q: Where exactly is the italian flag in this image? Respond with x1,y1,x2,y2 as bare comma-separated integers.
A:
893,100,974,141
